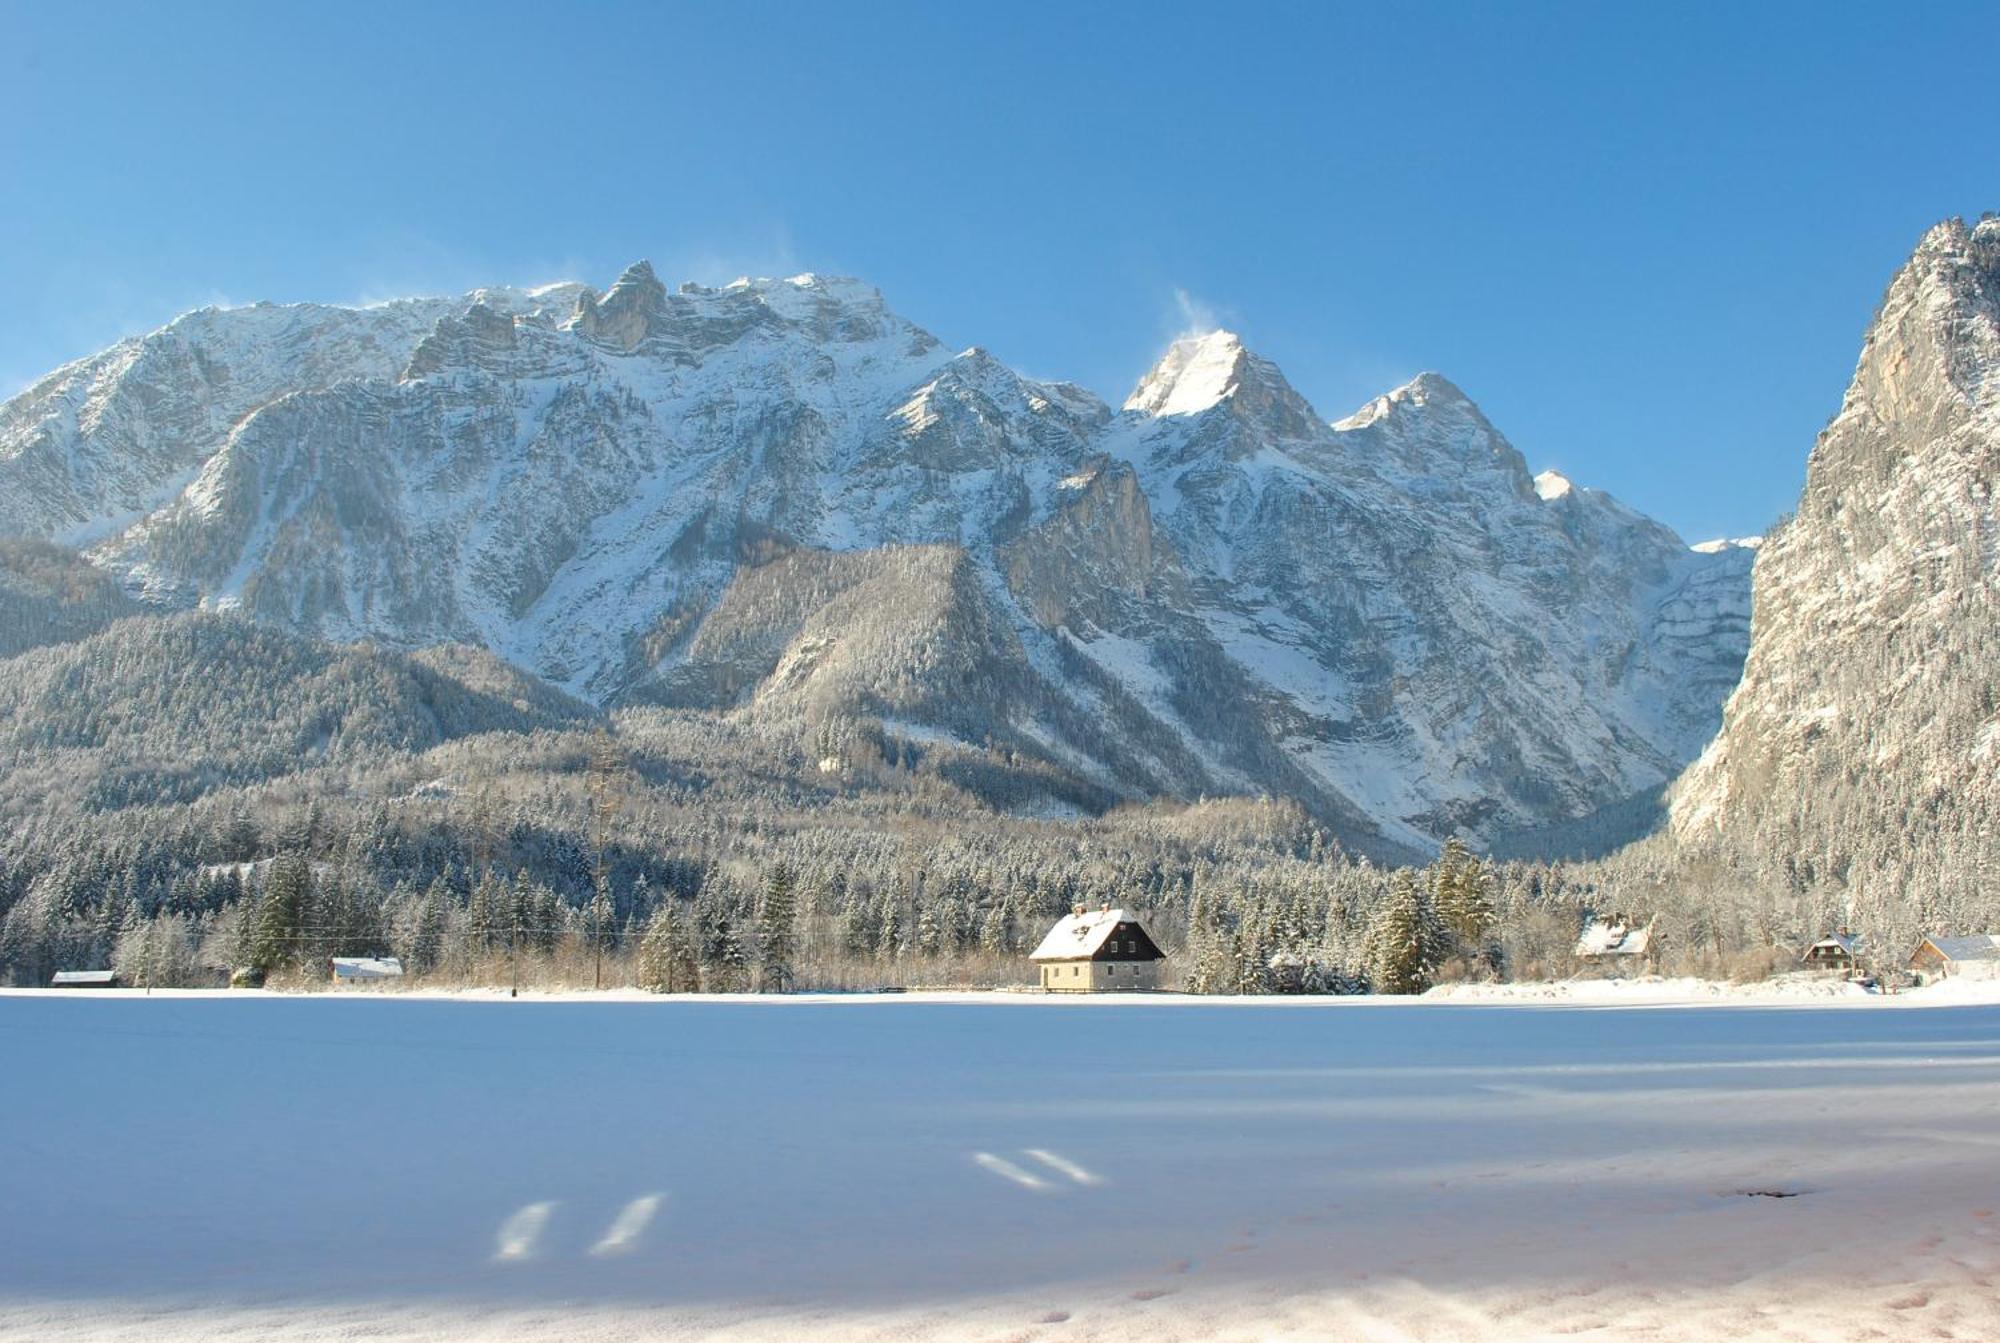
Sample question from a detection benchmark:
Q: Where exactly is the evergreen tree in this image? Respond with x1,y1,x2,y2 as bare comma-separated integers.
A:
254,852,311,974
668,904,703,992
710,919,749,992
1435,840,1497,948
466,871,499,950
755,863,798,993
1367,870,1439,995
637,901,678,993
876,902,904,960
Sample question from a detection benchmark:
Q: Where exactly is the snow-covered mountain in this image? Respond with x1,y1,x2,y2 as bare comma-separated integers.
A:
1672,217,2000,865
0,265,1753,857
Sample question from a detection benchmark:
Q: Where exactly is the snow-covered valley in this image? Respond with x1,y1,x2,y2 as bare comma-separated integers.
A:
4,992,1997,1341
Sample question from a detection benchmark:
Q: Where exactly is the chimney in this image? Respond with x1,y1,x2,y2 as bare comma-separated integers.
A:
1072,903,1086,917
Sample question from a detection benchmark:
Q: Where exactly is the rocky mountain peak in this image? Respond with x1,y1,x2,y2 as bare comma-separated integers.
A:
1126,330,1250,416
1334,372,1533,493
1671,215,2000,860
1125,330,1323,440
569,259,670,352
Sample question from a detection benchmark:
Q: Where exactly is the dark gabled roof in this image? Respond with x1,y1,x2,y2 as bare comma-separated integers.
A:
1030,909,1164,962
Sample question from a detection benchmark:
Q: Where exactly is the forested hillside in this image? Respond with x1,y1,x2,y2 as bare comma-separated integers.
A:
0,605,1846,994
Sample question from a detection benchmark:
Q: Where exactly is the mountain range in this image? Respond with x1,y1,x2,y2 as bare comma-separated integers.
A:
0,257,1774,860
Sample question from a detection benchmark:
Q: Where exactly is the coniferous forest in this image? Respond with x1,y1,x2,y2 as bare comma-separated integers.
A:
4,576,1982,995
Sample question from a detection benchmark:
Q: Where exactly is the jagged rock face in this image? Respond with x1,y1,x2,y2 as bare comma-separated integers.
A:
1673,217,2000,846
0,267,1753,858
1096,345,1754,853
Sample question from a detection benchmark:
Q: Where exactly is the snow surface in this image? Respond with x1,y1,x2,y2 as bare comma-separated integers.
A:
4,990,2000,1341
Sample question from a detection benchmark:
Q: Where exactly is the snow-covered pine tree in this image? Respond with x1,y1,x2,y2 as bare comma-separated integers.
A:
1367,870,1437,995
1434,839,1497,951
637,901,676,993
712,919,749,992
253,851,311,974
756,863,798,992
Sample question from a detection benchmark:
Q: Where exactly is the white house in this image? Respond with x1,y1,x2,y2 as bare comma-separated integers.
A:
1030,906,1165,992
330,956,405,985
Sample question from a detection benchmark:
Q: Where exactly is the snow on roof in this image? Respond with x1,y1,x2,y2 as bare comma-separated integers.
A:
50,970,117,985
331,957,405,979
1918,935,2000,963
1030,908,1150,961
1575,918,1654,957
1806,931,1862,956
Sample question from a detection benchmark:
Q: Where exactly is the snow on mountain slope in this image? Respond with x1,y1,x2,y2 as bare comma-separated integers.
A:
1672,216,2000,863
0,270,1751,857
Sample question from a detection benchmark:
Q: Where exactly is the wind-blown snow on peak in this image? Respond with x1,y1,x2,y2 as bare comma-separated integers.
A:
1125,330,1323,443
1125,330,1250,415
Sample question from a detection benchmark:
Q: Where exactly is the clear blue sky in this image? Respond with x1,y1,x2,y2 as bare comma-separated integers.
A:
3,1,1993,541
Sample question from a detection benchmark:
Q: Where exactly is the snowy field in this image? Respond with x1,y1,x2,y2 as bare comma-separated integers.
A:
4,990,1999,1341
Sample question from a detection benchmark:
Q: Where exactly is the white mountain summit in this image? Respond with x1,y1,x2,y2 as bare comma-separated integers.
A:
0,270,1753,858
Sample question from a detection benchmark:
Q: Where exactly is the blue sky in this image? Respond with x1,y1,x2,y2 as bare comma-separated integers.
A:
3,1,1992,540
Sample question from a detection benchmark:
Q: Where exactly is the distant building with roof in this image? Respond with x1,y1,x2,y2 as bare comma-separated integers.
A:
50,969,119,988
1574,914,1658,970
1909,935,2000,983
1030,905,1165,992
1802,929,1863,972
330,956,405,985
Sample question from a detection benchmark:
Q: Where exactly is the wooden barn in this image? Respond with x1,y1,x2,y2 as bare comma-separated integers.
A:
1031,905,1165,992
1909,935,2000,983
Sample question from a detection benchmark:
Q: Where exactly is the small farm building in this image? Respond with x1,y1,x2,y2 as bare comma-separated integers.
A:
330,956,405,984
50,969,119,988
1909,935,2000,983
1575,915,1656,963
1031,906,1165,992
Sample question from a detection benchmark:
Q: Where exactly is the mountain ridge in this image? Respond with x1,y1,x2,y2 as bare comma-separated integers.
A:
0,269,1755,859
